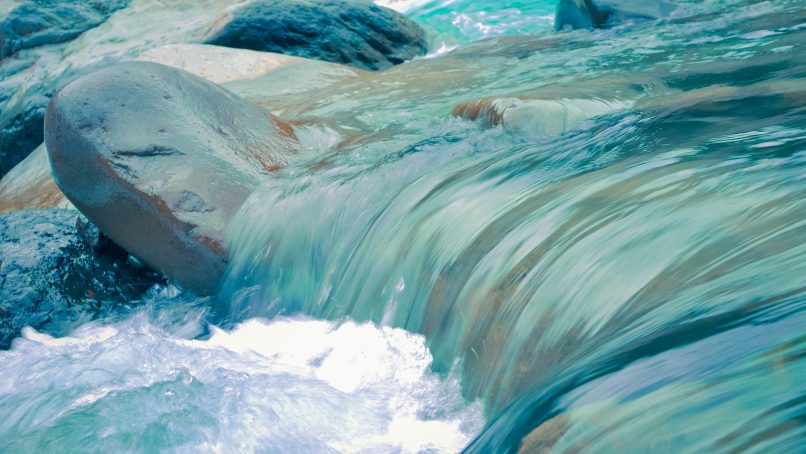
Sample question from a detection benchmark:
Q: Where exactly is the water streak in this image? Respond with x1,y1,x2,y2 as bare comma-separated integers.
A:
223,0,806,450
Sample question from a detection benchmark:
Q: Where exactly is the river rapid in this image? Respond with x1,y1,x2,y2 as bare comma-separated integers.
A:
2,0,805,452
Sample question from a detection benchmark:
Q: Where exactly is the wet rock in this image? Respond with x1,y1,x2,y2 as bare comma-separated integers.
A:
0,209,165,349
0,144,71,212
452,95,632,135
0,0,130,174
137,44,365,108
0,0,250,176
45,61,298,295
137,44,364,85
555,0,676,30
0,89,49,177
75,213,128,260
0,0,129,58
518,414,569,454
205,0,428,71
2,45,360,214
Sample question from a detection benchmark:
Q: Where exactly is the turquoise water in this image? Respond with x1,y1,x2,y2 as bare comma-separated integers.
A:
224,0,806,450
3,0,806,452
406,0,556,49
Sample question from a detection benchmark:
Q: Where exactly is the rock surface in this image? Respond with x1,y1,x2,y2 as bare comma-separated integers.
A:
1,45,361,214
137,43,362,85
555,0,676,30
0,82,51,177
0,144,70,212
137,44,365,110
0,0,248,177
452,95,632,135
45,61,298,295
0,209,164,349
206,0,428,71
0,0,129,58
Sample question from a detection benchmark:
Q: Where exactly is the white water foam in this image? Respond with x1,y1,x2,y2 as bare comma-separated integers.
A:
374,0,435,13
0,315,483,452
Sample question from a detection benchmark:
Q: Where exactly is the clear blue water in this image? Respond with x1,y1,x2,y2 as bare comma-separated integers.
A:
406,0,556,49
2,0,806,452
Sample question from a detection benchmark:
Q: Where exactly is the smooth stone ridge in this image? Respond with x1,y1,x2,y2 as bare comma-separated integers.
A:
555,0,676,30
0,209,164,349
206,0,428,71
137,43,365,95
45,61,298,295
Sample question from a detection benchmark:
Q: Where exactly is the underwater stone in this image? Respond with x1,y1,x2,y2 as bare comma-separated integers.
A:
555,0,676,30
205,0,428,71
0,209,164,349
45,61,298,295
452,96,632,135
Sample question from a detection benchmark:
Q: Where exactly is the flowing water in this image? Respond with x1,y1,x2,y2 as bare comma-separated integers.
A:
0,288,482,452
3,0,806,452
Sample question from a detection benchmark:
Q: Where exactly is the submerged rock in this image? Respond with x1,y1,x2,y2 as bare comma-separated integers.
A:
452,95,632,135
205,0,428,71
555,0,676,30
45,61,298,295
0,209,164,349
0,0,129,58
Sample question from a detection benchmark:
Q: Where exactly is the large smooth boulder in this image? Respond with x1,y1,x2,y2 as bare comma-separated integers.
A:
0,209,164,348
205,0,428,71
1,45,361,214
555,0,676,30
45,61,298,295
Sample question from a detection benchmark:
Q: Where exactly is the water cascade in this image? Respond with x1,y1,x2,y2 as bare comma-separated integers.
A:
1,0,804,451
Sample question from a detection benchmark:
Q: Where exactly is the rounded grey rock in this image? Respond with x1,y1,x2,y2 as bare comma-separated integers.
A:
45,61,297,295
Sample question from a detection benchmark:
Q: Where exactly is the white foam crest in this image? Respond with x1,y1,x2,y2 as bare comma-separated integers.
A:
0,316,483,453
374,0,435,13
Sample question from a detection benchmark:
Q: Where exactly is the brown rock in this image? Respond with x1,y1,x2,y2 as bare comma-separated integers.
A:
0,145,70,213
